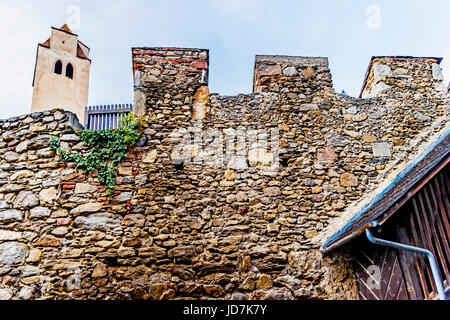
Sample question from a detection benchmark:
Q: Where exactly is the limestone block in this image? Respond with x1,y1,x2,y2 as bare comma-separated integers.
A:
0,242,28,265
0,209,23,223
74,212,123,231
372,142,391,157
432,63,444,81
192,86,210,120
372,62,392,81
14,191,39,209
30,207,51,218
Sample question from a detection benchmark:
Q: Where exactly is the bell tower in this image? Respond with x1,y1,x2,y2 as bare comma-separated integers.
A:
31,24,91,124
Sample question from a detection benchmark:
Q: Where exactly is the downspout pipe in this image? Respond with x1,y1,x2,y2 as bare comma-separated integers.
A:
366,222,446,300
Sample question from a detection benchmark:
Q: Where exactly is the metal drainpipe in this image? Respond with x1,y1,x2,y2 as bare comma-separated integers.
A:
366,221,446,300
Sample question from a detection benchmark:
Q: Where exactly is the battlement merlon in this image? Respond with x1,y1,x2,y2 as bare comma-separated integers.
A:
132,47,209,115
253,55,332,94
360,56,446,99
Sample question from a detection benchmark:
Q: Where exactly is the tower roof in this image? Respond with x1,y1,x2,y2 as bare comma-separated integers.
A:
37,24,90,61
59,24,73,34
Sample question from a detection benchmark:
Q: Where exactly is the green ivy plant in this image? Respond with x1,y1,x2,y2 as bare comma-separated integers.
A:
50,112,143,195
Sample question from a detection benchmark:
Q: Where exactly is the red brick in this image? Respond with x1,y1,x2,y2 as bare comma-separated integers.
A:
179,69,202,73
57,218,72,226
142,50,158,55
168,58,193,64
191,61,208,69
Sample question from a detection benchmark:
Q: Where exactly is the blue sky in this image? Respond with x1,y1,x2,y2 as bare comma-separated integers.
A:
0,0,449,119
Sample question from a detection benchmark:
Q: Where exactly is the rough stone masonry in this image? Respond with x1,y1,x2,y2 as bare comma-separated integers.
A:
0,48,448,300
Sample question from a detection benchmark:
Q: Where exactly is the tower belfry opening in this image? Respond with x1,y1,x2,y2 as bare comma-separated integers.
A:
66,63,74,79
54,60,62,74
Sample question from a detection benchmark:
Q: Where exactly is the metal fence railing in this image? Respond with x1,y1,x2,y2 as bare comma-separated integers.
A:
84,104,133,130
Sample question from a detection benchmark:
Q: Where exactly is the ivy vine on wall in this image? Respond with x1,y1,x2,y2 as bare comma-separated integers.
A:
50,113,143,195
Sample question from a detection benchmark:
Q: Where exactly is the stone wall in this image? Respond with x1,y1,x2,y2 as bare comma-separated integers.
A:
0,48,448,300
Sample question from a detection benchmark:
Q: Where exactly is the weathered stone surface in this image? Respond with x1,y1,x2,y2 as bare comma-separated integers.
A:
352,113,367,122
259,64,282,76
317,148,337,163
363,135,377,143
26,249,42,263
0,201,7,210
142,150,157,163
0,230,22,241
283,66,298,76
29,124,46,132
71,203,103,214
168,246,196,258
372,142,391,157
13,191,39,209
117,247,135,257
340,173,359,187
366,81,391,98
30,207,51,219
301,67,315,78
35,235,61,247
2,131,14,142
264,187,281,197
267,224,280,233
4,152,19,162
37,148,54,158
74,213,123,231
224,170,236,181
248,149,273,166
414,112,431,122
60,134,80,142
432,63,444,81
372,62,392,80
115,192,132,202
18,286,34,300
92,263,108,278
256,288,294,300
149,283,168,300
0,288,13,300
0,209,23,223
0,242,28,265
299,104,318,111
256,274,273,290
19,265,40,277
51,227,69,236
75,183,96,194
10,170,33,181
192,86,210,120
39,188,58,203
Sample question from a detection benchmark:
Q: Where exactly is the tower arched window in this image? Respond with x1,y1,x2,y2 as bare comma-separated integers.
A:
54,60,62,75
66,63,74,79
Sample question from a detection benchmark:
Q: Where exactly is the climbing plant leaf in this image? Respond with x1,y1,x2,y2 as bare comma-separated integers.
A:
50,112,143,195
